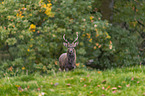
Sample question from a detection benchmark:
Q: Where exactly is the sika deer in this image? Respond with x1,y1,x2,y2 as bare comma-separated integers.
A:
59,33,79,71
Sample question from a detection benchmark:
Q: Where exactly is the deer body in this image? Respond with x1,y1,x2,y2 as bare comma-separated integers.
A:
59,51,76,71
59,33,78,71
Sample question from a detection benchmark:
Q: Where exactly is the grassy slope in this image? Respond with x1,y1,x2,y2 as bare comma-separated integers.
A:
0,66,145,96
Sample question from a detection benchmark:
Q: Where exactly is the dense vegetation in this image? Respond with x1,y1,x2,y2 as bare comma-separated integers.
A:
0,0,144,77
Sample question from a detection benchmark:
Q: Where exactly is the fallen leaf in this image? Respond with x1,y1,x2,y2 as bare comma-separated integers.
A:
126,84,130,87
97,71,101,74
106,86,111,90
97,85,100,87
15,85,20,87
89,79,92,82
102,87,105,90
50,89,54,92
66,84,71,86
112,90,117,93
112,87,117,90
118,86,122,88
131,77,134,80
37,88,41,91
87,74,90,77
51,82,53,85
90,91,93,94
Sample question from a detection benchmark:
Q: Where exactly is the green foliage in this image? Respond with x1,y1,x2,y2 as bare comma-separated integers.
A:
113,0,144,63
0,66,145,95
107,26,140,67
0,0,141,77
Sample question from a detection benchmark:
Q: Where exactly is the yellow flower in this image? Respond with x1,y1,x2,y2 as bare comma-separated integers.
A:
39,0,43,4
7,16,11,19
29,14,32,16
27,49,30,52
29,24,36,32
89,38,92,42
95,29,98,32
90,16,94,20
87,35,90,38
86,33,91,38
96,34,99,37
21,7,25,10
22,67,25,70
30,24,36,29
82,34,85,37
106,35,111,39
29,45,33,48
41,2,54,17
47,3,52,7
16,11,24,18
2,2,4,4
16,13,19,17
30,38,34,41
47,0,51,2
43,4,47,8
105,32,111,39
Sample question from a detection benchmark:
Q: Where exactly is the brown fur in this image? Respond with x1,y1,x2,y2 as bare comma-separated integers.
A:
59,49,76,71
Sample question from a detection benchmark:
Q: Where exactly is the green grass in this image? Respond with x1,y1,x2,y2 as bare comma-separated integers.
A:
1,66,145,96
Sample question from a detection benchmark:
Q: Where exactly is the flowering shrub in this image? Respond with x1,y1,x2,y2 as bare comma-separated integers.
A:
0,0,140,77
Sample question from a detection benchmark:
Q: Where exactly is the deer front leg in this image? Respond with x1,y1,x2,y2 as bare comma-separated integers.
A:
65,68,69,72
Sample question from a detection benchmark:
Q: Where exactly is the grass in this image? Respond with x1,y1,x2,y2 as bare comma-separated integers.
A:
0,66,145,96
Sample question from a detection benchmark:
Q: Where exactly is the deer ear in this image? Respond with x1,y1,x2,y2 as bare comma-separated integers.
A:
63,42,68,47
74,42,79,47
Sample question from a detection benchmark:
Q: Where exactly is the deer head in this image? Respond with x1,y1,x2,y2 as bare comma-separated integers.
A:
63,33,79,55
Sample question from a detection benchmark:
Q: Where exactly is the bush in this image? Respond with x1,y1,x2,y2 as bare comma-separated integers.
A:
0,0,141,77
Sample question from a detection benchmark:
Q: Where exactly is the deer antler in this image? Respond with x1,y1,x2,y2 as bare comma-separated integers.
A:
72,32,78,43
63,34,69,43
